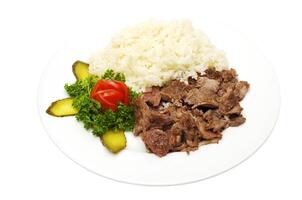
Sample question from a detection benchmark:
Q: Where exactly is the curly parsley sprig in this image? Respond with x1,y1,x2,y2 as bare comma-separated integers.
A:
64,70,139,137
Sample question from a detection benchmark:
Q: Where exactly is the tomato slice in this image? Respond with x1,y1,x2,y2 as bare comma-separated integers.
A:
91,89,124,111
97,89,124,104
90,80,130,111
91,80,122,96
112,80,129,105
90,80,106,98
93,92,118,111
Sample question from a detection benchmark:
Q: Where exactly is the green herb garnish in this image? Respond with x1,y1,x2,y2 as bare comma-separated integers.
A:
101,69,126,82
64,70,139,137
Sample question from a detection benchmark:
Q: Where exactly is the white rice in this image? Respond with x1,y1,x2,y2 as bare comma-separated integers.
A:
89,19,228,92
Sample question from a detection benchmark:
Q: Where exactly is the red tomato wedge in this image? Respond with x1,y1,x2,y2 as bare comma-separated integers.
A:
94,93,118,111
96,89,124,104
90,80,130,111
111,80,129,105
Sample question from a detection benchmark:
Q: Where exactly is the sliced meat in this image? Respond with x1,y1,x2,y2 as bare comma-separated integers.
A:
191,108,204,117
186,136,199,148
228,115,246,127
218,81,236,96
221,68,237,82
185,88,218,109
168,122,185,147
134,96,174,135
143,87,161,107
133,68,249,157
204,68,223,82
167,111,202,149
167,111,195,135
188,76,197,85
160,80,187,104
133,97,151,135
184,76,220,109
141,129,172,157
195,77,220,91
203,110,229,133
195,118,222,140
234,81,250,100
218,87,239,113
163,105,187,121
199,138,220,146
226,104,243,115
148,111,174,131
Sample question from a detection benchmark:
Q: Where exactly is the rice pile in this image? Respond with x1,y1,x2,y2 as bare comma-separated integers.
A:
89,20,228,92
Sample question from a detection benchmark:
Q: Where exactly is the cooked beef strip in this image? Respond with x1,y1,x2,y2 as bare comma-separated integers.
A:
222,68,237,82
199,138,220,146
234,81,250,100
133,68,249,157
203,110,229,133
225,104,243,115
218,87,240,113
160,80,187,105
148,111,174,131
133,96,174,135
191,108,204,117
184,75,221,109
195,118,222,139
228,115,246,127
195,76,220,91
141,129,172,157
143,87,161,107
162,105,181,119
133,97,150,135
185,88,219,109
204,68,223,82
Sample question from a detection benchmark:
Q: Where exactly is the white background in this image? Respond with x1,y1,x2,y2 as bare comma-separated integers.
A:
0,0,301,199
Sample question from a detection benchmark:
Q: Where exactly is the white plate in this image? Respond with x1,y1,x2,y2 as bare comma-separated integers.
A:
38,19,280,186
